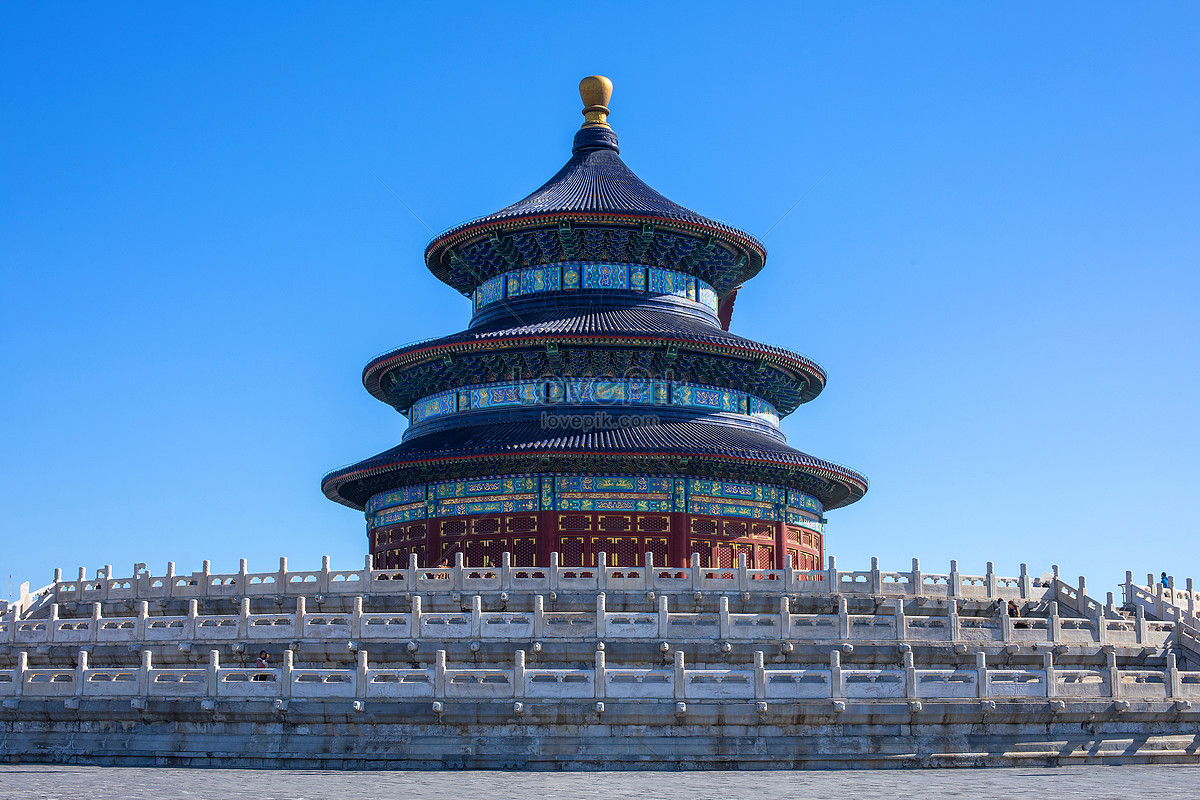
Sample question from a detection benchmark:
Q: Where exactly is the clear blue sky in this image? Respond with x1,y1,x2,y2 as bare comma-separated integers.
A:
2,4,1197,599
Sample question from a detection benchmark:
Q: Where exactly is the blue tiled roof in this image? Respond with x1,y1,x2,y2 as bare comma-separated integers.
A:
321,417,867,512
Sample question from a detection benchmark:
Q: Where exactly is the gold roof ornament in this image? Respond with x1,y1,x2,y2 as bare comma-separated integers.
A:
579,75,613,128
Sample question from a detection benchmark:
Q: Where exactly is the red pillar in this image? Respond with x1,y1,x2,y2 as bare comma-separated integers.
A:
537,509,556,567
669,512,688,568
774,520,787,569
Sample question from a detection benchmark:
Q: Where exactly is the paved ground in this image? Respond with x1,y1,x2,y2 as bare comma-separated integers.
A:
2,765,1199,799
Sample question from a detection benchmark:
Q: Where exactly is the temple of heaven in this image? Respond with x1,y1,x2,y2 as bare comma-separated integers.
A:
322,76,867,571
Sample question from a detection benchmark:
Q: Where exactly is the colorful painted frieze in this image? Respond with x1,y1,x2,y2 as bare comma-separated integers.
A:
688,478,783,504
649,267,696,300
473,274,504,310
629,265,647,292
689,500,777,520
411,390,457,423
436,497,538,517
787,489,823,515
698,283,718,311
556,475,672,494
367,484,427,514
672,383,744,413
468,381,544,410
368,503,427,528
562,263,581,290
433,476,539,500
785,512,825,532
749,397,780,427
582,262,629,290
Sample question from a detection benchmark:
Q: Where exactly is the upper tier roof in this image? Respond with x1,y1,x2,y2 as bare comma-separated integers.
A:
424,99,766,296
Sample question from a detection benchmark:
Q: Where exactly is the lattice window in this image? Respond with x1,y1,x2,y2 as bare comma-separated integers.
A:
513,537,537,567
559,515,592,532
786,527,801,544
690,518,716,536
464,538,491,567
507,515,537,533
405,523,427,541
637,516,669,532
473,517,500,535
411,545,426,568
645,536,669,566
616,537,639,567
755,544,774,569
599,515,631,532
714,544,734,569
559,536,586,567
441,519,466,537
689,539,713,568
786,549,799,569
724,521,748,539
751,522,774,539
811,532,821,551
802,531,813,547
484,538,507,568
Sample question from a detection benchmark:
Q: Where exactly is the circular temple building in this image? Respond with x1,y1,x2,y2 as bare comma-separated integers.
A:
322,76,867,571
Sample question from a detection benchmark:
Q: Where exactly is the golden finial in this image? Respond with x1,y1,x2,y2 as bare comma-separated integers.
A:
579,75,613,128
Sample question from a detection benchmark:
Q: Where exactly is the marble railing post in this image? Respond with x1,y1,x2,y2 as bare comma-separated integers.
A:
780,596,791,637
1043,651,1056,699
1125,571,1135,607
1095,602,1108,644
597,552,608,591
644,552,654,590
295,596,306,632
453,553,464,592
165,562,175,600
76,649,88,696
673,650,685,700
434,650,447,698
532,595,544,639
501,551,512,591
549,552,560,592
364,552,373,574
754,651,766,699
837,597,849,640
407,553,418,587
595,650,606,699
657,595,670,638
356,650,368,699
903,650,916,699
827,555,838,594
237,559,247,594
1019,563,1031,599
948,599,960,643
238,598,250,639
737,552,748,592
207,650,219,696
15,651,27,698
829,650,842,699
689,553,701,592
90,602,101,644
1000,599,1012,642
1135,604,1146,644
277,557,287,592
911,558,922,596
281,650,293,699
986,562,997,599
513,650,525,699
1188,578,1196,621
596,593,607,638
77,568,87,603
719,596,730,640
186,600,198,640
410,595,422,640
1107,649,1119,699
870,557,881,595
352,596,363,639
1167,652,1180,698
136,601,148,641
137,650,152,697
949,560,961,599
976,651,988,699
320,555,331,594
470,596,482,638
894,598,906,641
47,604,59,644
1048,601,1061,643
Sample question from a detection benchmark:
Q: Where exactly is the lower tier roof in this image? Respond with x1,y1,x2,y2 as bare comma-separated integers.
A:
322,418,867,512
